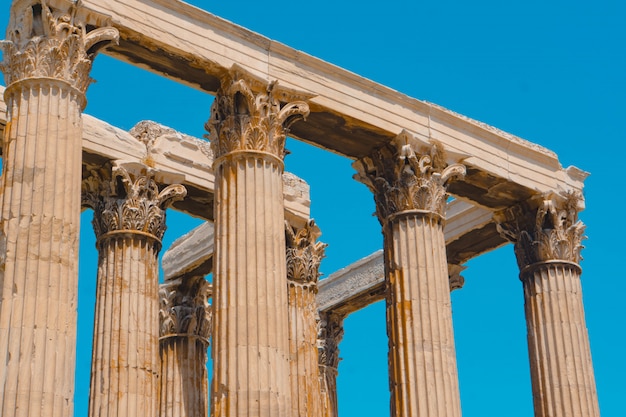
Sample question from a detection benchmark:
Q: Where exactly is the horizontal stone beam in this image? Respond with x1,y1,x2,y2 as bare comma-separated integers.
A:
162,222,214,281
77,0,588,209
0,85,310,223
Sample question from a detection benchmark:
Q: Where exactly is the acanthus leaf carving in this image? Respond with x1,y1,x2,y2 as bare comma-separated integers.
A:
159,277,212,344
495,192,586,270
317,311,344,370
0,0,119,93
205,72,309,162
353,131,465,223
285,219,327,287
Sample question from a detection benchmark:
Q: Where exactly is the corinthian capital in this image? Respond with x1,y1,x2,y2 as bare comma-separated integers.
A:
317,312,344,370
285,220,327,287
159,277,212,344
353,130,465,223
82,163,187,242
0,0,119,94
205,70,310,162
494,192,586,271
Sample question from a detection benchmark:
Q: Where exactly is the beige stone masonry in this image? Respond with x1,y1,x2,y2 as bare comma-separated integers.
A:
0,2,117,416
354,131,464,417
82,162,186,417
159,276,212,417
495,194,600,417
317,311,344,417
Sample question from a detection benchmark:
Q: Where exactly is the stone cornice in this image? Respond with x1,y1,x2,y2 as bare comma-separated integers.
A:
495,192,586,271
206,69,309,164
159,276,212,344
1,0,118,95
82,162,186,243
353,130,465,223
285,220,327,287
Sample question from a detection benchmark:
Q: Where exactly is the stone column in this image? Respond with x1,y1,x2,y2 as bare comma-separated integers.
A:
206,71,309,417
0,2,117,416
159,276,212,417
317,312,344,417
495,193,600,417
82,164,186,417
285,220,326,417
353,131,465,417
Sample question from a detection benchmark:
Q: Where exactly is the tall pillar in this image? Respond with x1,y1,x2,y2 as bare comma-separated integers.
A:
317,312,344,417
82,164,186,417
206,71,309,417
0,2,117,416
285,220,326,417
495,193,600,417
159,276,212,417
353,131,465,417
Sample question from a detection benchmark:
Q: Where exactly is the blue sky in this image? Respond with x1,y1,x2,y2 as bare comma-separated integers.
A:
2,0,625,416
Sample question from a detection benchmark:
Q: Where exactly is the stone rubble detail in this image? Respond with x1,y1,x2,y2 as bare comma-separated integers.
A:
354,131,465,417
82,164,186,417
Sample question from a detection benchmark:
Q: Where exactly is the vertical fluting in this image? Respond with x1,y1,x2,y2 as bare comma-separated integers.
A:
158,277,211,417
386,215,461,417
207,71,309,417
0,3,118,416
317,312,344,417
88,235,160,417
523,263,600,417
285,220,326,417
353,132,465,417
212,155,290,417
83,165,186,417
0,80,83,417
495,194,600,417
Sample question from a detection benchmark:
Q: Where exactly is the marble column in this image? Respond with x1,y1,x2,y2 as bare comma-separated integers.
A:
353,131,465,417
285,220,326,417
0,2,117,416
495,193,600,417
317,312,344,417
82,164,186,417
206,71,309,417
159,276,212,417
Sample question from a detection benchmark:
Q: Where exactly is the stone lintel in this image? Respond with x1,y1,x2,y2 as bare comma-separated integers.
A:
76,0,587,209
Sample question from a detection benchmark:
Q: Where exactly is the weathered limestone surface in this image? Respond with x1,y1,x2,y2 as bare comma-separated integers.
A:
354,132,464,417
285,220,326,417
317,311,344,417
208,71,309,417
82,162,186,417
159,276,212,417
496,194,600,417
0,2,117,416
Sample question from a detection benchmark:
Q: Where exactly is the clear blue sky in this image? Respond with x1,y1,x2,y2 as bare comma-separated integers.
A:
2,1,625,416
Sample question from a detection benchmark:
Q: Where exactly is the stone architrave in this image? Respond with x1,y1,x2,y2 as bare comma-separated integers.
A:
285,220,327,417
353,130,465,417
0,2,117,416
206,70,309,417
159,276,212,417
82,163,186,417
317,311,344,417
495,193,600,417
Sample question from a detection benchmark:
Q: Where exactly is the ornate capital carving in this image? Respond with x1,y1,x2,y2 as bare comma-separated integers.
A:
495,192,586,271
1,0,119,93
317,312,344,370
159,277,212,344
82,163,187,242
448,264,466,292
285,220,327,287
353,130,465,223
205,70,309,162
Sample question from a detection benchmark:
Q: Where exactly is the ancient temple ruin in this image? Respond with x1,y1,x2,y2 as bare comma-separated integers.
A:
0,1,599,417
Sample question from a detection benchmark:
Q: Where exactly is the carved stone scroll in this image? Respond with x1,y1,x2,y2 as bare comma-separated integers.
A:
354,131,465,417
495,193,600,417
82,163,185,417
317,312,345,417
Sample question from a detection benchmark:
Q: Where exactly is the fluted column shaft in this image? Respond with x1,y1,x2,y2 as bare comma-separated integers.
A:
83,165,186,417
159,276,212,417
0,3,117,417
353,132,465,417
496,194,600,417
207,72,309,417
317,312,344,417
286,221,326,417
